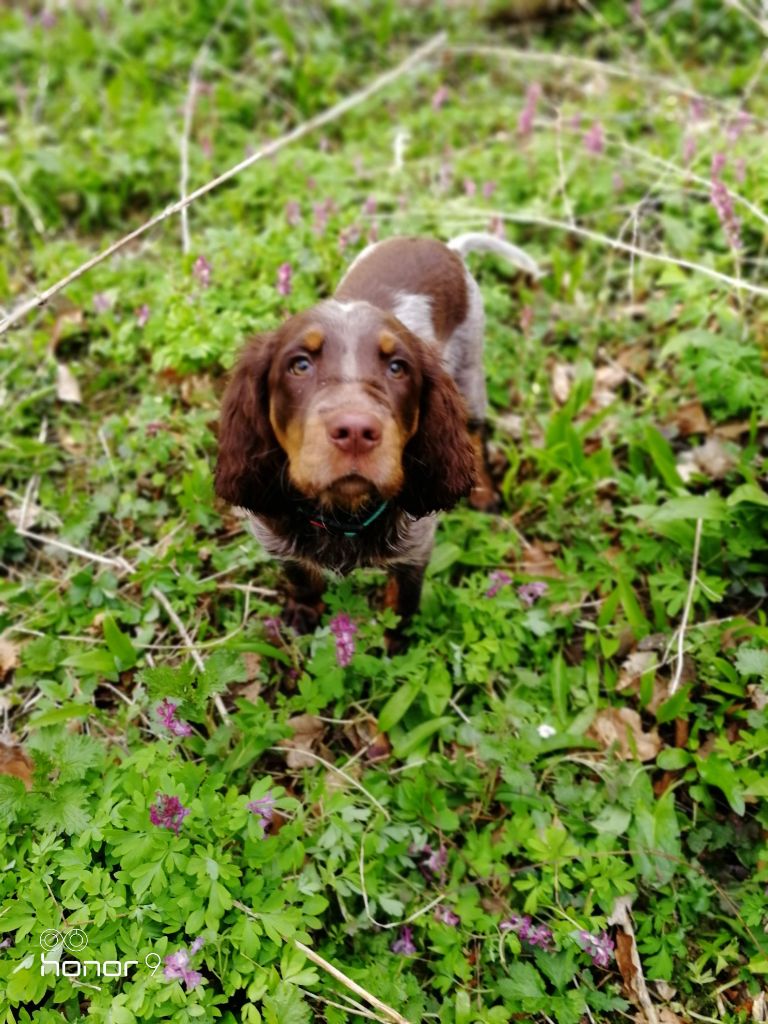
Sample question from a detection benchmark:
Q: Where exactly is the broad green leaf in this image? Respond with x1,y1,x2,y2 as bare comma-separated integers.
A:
103,613,137,670
378,678,422,733
393,716,453,759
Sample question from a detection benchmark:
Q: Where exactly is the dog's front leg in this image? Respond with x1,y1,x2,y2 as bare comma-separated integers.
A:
383,563,427,654
282,560,325,634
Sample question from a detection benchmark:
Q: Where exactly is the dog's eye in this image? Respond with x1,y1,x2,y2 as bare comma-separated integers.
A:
387,359,408,379
288,354,313,376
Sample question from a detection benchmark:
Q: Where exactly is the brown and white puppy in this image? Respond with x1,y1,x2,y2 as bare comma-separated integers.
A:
215,233,540,640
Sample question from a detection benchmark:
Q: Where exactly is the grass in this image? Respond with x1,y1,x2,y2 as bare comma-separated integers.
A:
1,1,768,1022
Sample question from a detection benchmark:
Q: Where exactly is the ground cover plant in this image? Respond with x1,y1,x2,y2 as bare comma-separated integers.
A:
1,1,768,1021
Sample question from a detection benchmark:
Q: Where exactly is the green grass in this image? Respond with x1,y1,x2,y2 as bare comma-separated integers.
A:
1,2,768,1022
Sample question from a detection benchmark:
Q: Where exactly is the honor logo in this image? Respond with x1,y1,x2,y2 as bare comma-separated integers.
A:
38,929,161,978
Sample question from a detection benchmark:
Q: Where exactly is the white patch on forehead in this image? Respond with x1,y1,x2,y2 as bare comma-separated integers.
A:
391,292,436,344
320,299,373,378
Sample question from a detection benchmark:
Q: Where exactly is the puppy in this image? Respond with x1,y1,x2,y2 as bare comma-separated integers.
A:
215,233,539,640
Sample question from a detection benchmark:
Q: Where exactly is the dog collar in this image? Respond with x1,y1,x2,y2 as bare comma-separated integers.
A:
306,499,389,538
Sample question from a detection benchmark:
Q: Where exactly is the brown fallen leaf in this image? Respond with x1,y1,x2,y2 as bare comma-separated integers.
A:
280,714,326,769
343,716,391,762
551,361,572,405
608,895,660,1024
672,400,709,437
0,738,34,789
692,437,737,480
516,540,562,578
587,707,661,762
616,651,657,693
0,639,19,682
55,362,82,404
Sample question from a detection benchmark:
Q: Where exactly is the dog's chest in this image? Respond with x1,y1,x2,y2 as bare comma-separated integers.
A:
244,510,435,574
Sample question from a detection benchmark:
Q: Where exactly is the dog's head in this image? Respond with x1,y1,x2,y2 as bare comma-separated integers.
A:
214,299,476,519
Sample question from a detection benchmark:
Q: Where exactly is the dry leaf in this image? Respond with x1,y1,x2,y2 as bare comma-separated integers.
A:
343,716,391,761
517,540,561,578
752,991,767,1022
616,651,657,693
280,714,325,769
587,707,661,761
55,362,82,404
551,362,572,405
692,437,737,480
0,639,19,681
608,895,660,1024
672,400,709,437
0,738,34,789
657,1010,685,1024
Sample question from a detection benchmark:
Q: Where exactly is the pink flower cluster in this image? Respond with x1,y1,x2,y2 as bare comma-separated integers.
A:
156,699,193,737
164,937,205,990
391,926,416,955
518,581,549,607
329,613,357,667
247,792,275,835
486,570,512,598
149,793,190,834
710,153,741,250
500,913,553,950
576,929,614,967
276,262,292,296
518,83,541,139
193,255,212,287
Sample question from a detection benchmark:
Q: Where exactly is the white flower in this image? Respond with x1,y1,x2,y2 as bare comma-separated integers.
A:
537,723,557,739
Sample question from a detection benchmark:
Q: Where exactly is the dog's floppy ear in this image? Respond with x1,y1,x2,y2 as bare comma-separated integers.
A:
399,348,477,517
214,333,287,517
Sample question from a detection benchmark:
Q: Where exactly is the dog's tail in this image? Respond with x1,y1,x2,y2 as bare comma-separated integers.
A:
447,232,542,279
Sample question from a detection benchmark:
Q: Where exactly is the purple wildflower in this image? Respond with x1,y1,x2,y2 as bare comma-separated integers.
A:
711,152,727,178
136,304,151,328
576,929,614,968
690,96,707,120
518,83,541,139
0,937,11,950
431,85,449,111
189,936,205,955
285,200,301,227
149,793,190,834
391,926,416,955
583,121,605,155
682,135,696,165
247,792,275,834
263,616,282,642
710,158,741,250
500,914,553,951
312,200,330,236
463,178,477,197
329,614,357,667
164,948,204,990
517,581,549,607
486,570,512,598
276,262,293,296
92,292,112,314
482,180,497,200
193,255,212,287
411,842,448,883
156,699,193,738
338,223,361,253
434,906,460,927
362,196,377,216
726,110,752,142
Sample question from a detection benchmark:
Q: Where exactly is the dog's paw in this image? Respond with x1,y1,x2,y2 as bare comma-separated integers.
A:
283,599,324,634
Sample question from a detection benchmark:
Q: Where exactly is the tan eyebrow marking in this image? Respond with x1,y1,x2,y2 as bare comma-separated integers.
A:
379,331,397,356
303,328,324,352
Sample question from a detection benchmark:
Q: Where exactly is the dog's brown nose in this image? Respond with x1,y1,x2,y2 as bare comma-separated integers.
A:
327,412,382,455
